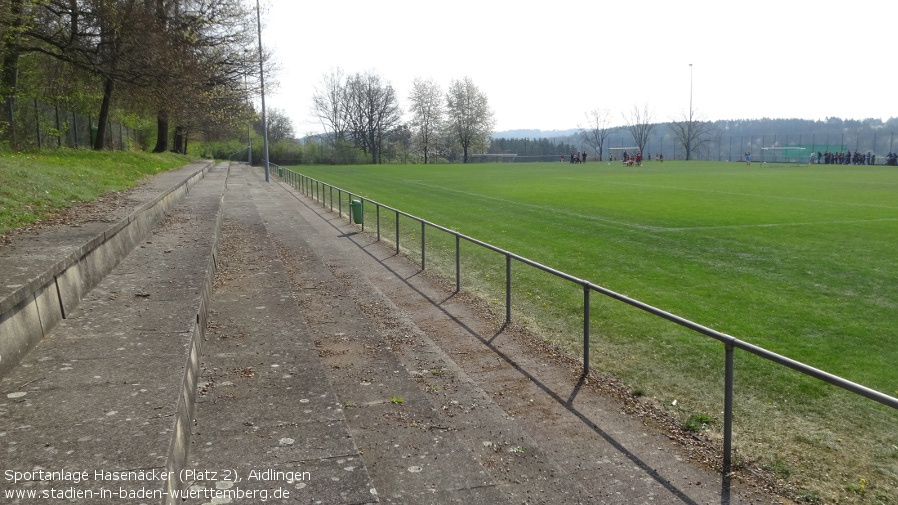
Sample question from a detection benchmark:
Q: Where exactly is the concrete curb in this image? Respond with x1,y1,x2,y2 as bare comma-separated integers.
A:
163,166,226,503
0,161,214,378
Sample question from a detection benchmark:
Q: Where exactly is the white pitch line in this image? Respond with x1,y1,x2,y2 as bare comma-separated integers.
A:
556,177,898,211
657,217,898,232
404,180,661,231
405,180,898,233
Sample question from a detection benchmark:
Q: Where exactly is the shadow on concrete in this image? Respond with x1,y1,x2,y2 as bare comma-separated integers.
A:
284,183,730,505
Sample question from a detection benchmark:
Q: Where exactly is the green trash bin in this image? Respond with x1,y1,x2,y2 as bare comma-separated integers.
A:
350,200,363,224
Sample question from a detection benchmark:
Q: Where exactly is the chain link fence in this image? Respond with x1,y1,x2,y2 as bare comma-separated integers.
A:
602,130,898,165
2,98,142,150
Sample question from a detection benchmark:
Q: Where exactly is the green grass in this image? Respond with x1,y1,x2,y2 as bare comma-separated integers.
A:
292,160,898,504
0,149,190,236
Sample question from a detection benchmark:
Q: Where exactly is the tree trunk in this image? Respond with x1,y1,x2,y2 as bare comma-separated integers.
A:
153,110,169,152
1,0,24,146
94,77,115,150
2,52,18,147
173,125,184,154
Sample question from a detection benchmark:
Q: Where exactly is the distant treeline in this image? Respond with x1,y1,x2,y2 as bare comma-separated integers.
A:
488,137,578,156
490,117,898,161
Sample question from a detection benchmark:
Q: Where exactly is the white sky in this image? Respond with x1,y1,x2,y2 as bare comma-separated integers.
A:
261,0,896,136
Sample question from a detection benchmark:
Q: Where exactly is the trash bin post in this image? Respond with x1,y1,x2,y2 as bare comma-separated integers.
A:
350,199,363,225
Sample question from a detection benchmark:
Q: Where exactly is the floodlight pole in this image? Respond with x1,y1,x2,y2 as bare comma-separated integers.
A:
243,51,252,166
689,63,693,122
256,0,270,182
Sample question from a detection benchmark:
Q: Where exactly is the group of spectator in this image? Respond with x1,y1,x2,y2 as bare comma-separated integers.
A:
886,152,898,166
811,150,876,165
565,151,587,163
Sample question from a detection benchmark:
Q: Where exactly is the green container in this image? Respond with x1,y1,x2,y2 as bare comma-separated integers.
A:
350,200,363,224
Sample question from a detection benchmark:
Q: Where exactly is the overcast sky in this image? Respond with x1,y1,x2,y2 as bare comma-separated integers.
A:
260,0,896,136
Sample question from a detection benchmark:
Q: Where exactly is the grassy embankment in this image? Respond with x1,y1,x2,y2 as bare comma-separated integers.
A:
294,161,898,505
0,149,189,236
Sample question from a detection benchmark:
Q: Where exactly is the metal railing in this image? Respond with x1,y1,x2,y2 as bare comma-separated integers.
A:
276,166,898,481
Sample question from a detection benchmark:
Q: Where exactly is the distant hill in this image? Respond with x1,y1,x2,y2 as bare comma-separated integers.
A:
493,128,577,139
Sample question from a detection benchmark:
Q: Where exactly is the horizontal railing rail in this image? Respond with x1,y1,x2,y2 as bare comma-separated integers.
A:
277,167,898,486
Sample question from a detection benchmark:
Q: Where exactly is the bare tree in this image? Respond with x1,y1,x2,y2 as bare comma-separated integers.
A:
311,67,346,147
446,77,494,163
342,70,402,164
669,111,715,161
622,104,656,156
408,77,443,164
579,108,614,161
258,108,294,143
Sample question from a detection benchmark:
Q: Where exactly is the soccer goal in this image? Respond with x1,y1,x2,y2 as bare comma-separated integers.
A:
760,147,807,166
608,147,642,164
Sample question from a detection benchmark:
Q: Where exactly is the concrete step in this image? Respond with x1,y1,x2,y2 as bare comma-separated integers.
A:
240,166,577,504
184,166,378,504
0,165,227,503
0,160,214,378
261,166,773,505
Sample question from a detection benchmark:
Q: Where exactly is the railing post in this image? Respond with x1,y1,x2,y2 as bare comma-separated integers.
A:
583,284,591,376
455,235,461,293
338,189,342,217
505,255,512,324
330,186,334,211
395,212,400,255
723,341,735,478
376,205,381,241
421,221,426,269
71,111,78,148
361,200,365,231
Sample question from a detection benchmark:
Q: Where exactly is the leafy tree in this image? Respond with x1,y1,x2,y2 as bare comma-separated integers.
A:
151,0,259,152
445,76,494,163
408,77,443,163
0,0,27,144
1,0,258,151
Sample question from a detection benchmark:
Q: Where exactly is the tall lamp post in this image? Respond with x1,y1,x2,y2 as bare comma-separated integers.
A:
243,51,252,166
256,0,270,182
689,63,693,120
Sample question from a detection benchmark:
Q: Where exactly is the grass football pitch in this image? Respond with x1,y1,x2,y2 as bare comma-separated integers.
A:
293,160,898,503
